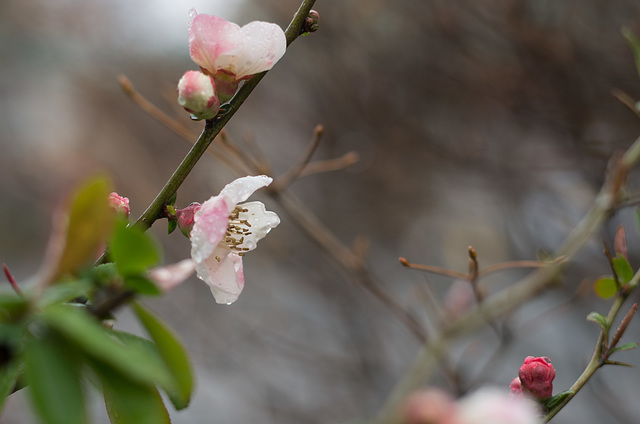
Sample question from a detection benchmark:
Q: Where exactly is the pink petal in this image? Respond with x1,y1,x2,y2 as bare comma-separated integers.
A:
148,259,196,292
191,196,229,263
196,246,245,304
189,12,242,75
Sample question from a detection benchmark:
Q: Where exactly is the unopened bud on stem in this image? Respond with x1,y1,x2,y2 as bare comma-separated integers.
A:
177,71,220,120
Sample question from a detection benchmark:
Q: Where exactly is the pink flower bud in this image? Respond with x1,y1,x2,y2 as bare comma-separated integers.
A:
108,192,130,217
176,202,202,237
177,70,220,120
509,377,523,397
518,356,555,400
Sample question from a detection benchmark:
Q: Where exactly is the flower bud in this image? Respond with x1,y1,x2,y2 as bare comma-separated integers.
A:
176,202,202,237
177,71,220,120
509,377,523,397
304,10,320,33
108,192,130,217
518,356,555,400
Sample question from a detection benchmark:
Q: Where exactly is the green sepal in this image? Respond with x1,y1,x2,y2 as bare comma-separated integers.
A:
168,219,177,235
167,192,178,208
543,390,573,412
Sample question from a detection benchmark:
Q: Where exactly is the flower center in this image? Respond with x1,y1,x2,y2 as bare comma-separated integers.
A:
222,205,253,255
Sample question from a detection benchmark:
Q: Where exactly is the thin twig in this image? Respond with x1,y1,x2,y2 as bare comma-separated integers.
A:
3,263,23,296
299,152,360,177
374,135,640,424
272,124,325,192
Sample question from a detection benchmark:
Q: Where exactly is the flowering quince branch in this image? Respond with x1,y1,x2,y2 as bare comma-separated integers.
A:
374,134,640,424
135,0,317,233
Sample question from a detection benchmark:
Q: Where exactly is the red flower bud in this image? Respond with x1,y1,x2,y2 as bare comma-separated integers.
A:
518,356,555,400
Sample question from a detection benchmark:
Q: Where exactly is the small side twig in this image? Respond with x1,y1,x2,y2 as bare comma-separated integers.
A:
3,263,23,296
271,124,325,192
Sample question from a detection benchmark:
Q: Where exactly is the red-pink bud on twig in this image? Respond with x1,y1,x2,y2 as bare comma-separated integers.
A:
518,356,555,400
108,192,130,217
176,202,202,237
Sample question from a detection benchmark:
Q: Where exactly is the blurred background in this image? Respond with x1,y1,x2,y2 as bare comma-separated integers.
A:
2,0,640,423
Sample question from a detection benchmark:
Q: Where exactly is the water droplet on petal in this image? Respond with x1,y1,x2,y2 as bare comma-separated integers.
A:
226,302,232,305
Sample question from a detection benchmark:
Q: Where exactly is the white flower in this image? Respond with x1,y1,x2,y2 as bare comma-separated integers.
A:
457,387,542,424
190,176,280,304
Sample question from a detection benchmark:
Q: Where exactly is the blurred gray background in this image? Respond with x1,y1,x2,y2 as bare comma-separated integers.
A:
2,0,640,423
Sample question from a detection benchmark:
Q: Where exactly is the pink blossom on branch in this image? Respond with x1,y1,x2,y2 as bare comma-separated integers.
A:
108,192,130,217
518,356,555,400
188,10,286,102
190,175,280,304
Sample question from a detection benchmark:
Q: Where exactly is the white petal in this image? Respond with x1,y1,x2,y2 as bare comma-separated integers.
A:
219,175,272,211
195,246,245,304
235,201,280,251
233,21,287,79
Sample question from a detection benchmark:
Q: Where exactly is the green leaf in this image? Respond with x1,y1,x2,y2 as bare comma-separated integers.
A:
543,390,573,411
0,358,20,413
587,311,610,332
622,27,640,80
42,305,172,389
612,255,634,284
167,219,177,235
53,176,114,282
36,279,92,309
124,276,162,296
132,302,193,410
92,361,170,424
594,277,617,299
109,220,161,276
24,334,86,424
610,342,639,354
167,192,178,207
0,295,29,323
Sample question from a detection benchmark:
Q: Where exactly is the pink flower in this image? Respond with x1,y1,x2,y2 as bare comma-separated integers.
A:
108,192,130,217
188,10,286,102
148,259,196,292
177,70,220,120
456,388,542,424
518,356,555,400
190,175,279,304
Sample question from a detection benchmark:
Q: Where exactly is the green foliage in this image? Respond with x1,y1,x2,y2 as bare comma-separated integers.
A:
52,176,114,283
0,358,20,413
109,220,161,276
586,311,609,332
93,361,171,424
167,219,177,235
612,255,634,284
132,302,194,409
622,27,640,80
123,276,162,296
610,342,639,354
594,277,617,299
24,333,86,424
543,390,574,412
42,305,172,389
